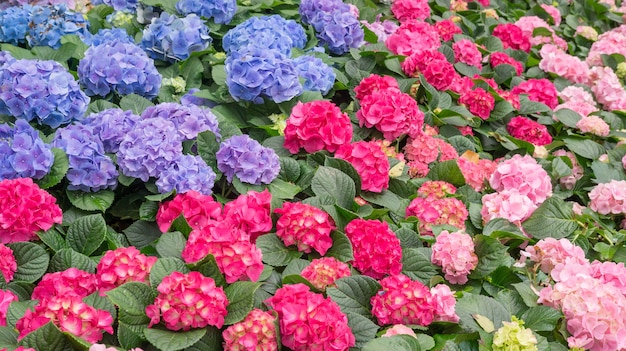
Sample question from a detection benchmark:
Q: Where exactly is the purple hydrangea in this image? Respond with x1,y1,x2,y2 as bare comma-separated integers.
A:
77,41,162,98
101,0,139,12
0,5,31,45
216,134,280,185
180,88,216,108
26,4,91,49
140,102,221,141
0,51,15,66
225,47,302,103
88,28,134,47
176,0,236,24
310,10,364,55
0,119,54,180
52,124,118,192
116,117,183,182
81,108,141,153
222,15,306,56
0,59,89,128
294,55,336,94
141,12,211,62
299,0,351,25
156,154,216,195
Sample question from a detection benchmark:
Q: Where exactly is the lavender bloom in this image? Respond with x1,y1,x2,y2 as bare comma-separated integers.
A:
82,108,141,153
216,134,280,185
310,10,364,55
26,5,91,49
140,102,221,141
0,119,54,180
0,5,31,45
116,117,183,182
52,124,118,192
77,41,162,98
299,0,351,25
102,0,139,12
156,154,216,195
362,17,398,43
176,0,236,24
0,59,89,128
180,88,216,108
294,55,336,94
222,15,306,56
0,51,15,66
141,12,211,62
88,28,134,46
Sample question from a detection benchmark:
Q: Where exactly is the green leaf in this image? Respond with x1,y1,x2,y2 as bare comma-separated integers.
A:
193,254,226,287
211,64,227,85
7,282,34,301
66,214,107,256
325,230,354,262
490,100,515,120
38,226,68,252
107,282,156,326
36,148,68,189
256,233,302,266
522,197,578,239
395,227,422,248
184,326,222,351
118,322,146,350
324,157,362,195
468,235,510,279
456,294,510,333
156,232,186,259
66,189,115,212
7,242,49,283
346,311,379,348
86,99,119,115
402,247,438,284
311,166,356,209
483,218,527,240
123,220,162,248
139,200,160,221
326,275,381,317
19,322,74,351
119,94,155,115
554,108,582,128
282,274,319,291
279,157,301,182
448,135,476,155
520,306,563,332
150,257,190,289
49,248,96,273
83,292,117,321
224,282,263,325
362,335,421,351
282,259,311,277
360,190,407,214
427,160,466,187
0,326,18,350
144,328,206,351
197,130,221,174
268,179,301,200
564,137,605,159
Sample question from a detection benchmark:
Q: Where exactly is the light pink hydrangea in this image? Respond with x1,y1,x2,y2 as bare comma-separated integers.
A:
371,274,435,326
481,189,538,224
552,150,583,190
96,247,157,294
515,16,567,50
576,115,610,136
590,260,626,295
453,39,482,68
382,324,418,338
406,197,468,235
301,257,351,291
222,309,278,351
588,66,626,111
589,180,626,215
344,219,402,279
540,4,561,25
521,238,587,274
431,230,478,285
385,20,441,56
457,155,497,192
587,25,626,66
539,44,590,84
430,284,460,323
0,289,17,326
489,154,553,205
555,86,598,118
336,140,390,192
275,202,334,255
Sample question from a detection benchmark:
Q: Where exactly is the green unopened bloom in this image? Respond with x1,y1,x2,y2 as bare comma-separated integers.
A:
617,62,626,79
492,317,538,351
109,11,134,27
268,113,287,135
162,77,187,94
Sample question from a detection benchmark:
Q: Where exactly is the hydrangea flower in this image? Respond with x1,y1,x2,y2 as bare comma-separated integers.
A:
507,116,553,146
382,325,418,338
96,247,157,294
404,133,459,178
371,274,435,326
299,0,351,25
32,268,98,300
345,218,402,279
490,52,523,75
434,19,461,41
216,134,280,185
176,0,236,24
458,88,495,120
156,191,222,232
141,103,220,142
0,244,16,283
301,257,351,291
0,59,89,128
457,155,497,192
511,78,559,109
294,55,336,94
481,189,538,224
146,271,229,330
141,13,211,62
87,28,134,46
577,115,610,136
0,178,62,244
221,190,273,242
418,181,457,199
386,20,441,56
0,290,17,327
492,23,531,52
310,10,364,55
493,317,538,351
431,230,478,285
354,74,399,100
431,284,460,323
222,15,306,56
357,88,424,140
156,155,216,195
52,124,118,192
275,202,335,255
26,4,91,49
82,108,141,154
453,39,482,68
521,238,587,274
490,154,553,205
391,0,429,22
336,141,390,192
78,41,162,99
406,197,468,235
180,88,216,108
0,120,53,180
589,180,626,215
222,309,278,351
101,0,138,11
0,5,31,45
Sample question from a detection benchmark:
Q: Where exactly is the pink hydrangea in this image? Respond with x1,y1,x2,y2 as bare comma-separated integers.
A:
555,86,598,118
0,178,63,244
354,74,400,100
431,284,460,323
32,268,98,301
182,220,263,283
283,101,353,154
336,141,390,192
540,4,562,25
96,247,158,294
357,88,424,140
344,219,402,279
266,284,355,351
576,115,610,136
404,134,458,178
222,309,278,351
156,191,222,231
146,271,228,331
222,190,272,242
382,325,418,338
453,39,482,68
589,180,626,215
507,116,553,146
418,181,457,199
457,155,497,192
274,202,334,255
450,0,468,11
539,44,590,85
434,19,462,41
588,66,626,111
521,238,587,274
401,49,447,77
589,261,626,295
16,296,113,343
406,197,468,235
0,290,17,326
489,52,523,76
431,230,478,285
0,244,16,283
386,20,441,56
422,59,457,91
371,274,435,326
552,150,583,190
458,88,495,120
481,189,538,224
515,16,567,50
511,78,559,109
391,0,430,22
301,257,351,291
587,25,626,66
489,154,552,204
492,23,531,52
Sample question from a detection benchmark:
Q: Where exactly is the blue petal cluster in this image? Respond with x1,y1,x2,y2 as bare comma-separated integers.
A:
0,119,54,180
180,88,216,108
222,15,306,56
52,124,118,192
299,0,350,25
216,134,280,185
294,55,336,94
26,5,91,49
156,154,216,195
310,11,364,54
88,28,134,47
0,5,31,45
141,13,211,62
0,59,89,128
116,117,183,182
82,108,141,153
176,0,236,24
225,47,302,103
77,41,162,98
140,102,221,141
101,0,139,12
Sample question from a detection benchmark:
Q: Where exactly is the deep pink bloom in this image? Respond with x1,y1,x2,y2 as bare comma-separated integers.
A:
222,309,278,351
489,52,523,76
404,134,458,178
507,116,553,146
371,274,435,326
458,88,495,120
344,219,402,279
335,140,390,192
275,202,335,255
492,23,531,52
0,289,17,327
511,78,559,109
221,190,272,242
357,89,424,140
96,247,157,294
422,59,457,91
391,0,430,22
0,244,16,283
453,39,482,68
156,191,222,231
354,74,400,100
301,257,351,291
431,230,478,284
32,268,98,301
401,50,447,77
386,20,441,56
434,19,462,41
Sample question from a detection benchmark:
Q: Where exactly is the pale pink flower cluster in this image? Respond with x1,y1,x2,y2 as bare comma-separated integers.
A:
540,4,561,25
382,324,418,338
457,155,498,192
576,115,610,136
96,246,157,294
588,180,626,215
521,238,587,273
514,16,567,50
538,44,590,84
453,39,483,68
222,309,278,351
275,202,335,255
587,25,626,66
431,230,478,285
489,154,553,204
406,197,468,235
481,189,538,224
555,86,598,118
552,150,583,190
301,257,351,291
404,133,458,178
590,261,626,295
588,66,626,111
431,284,461,322
0,290,17,327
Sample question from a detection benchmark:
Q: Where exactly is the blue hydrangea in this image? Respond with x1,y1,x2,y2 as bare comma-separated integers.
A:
0,5,31,45
77,41,162,98
101,0,138,12
180,88,216,108
0,59,90,128
294,55,336,94
216,134,280,185
299,0,351,25
141,102,221,141
116,117,183,182
225,47,302,103
222,15,306,56
176,0,236,24
0,119,54,180
156,154,216,195
88,28,134,46
141,12,211,62
26,5,91,49
310,10,364,55
82,108,141,153
52,124,118,192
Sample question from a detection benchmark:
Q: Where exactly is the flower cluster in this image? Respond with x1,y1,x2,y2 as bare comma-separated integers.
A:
0,119,53,180
552,149,583,190
141,13,211,62
492,23,531,52
96,247,158,293
176,0,236,24
0,59,89,128
481,189,538,224
0,5,30,45
589,180,626,215
391,0,430,22
301,257,351,291
515,16,567,49
336,140,390,192
88,28,134,46
156,191,222,232
294,55,336,94
216,134,280,185
490,52,523,75
458,88,495,120
507,116,553,146
492,317,538,351
431,284,460,323
0,178,62,244
155,154,216,195
32,268,97,300
222,309,278,351
354,74,399,99
0,290,17,327
521,238,587,274
141,103,221,142
310,10,364,55
371,274,435,326
457,153,497,192
403,133,458,177
489,154,553,204
555,86,598,118
100,0,138,11
418,181,457,199
82,108,141,153
0,244,16,283
539,44,590,85
588,66,626,111
577,115,610,136
511,79,559,109
26,4,91,48
266,283,355,351
386,20,440,56
362,16,398,43
221,190,273,241
453,39,482,68
406,197,468,235
431,230,478,284
275,202,335,255
222,15,306,56
403,50,455,91
146,271,229,331
344,219,402,279
382,325,418,338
